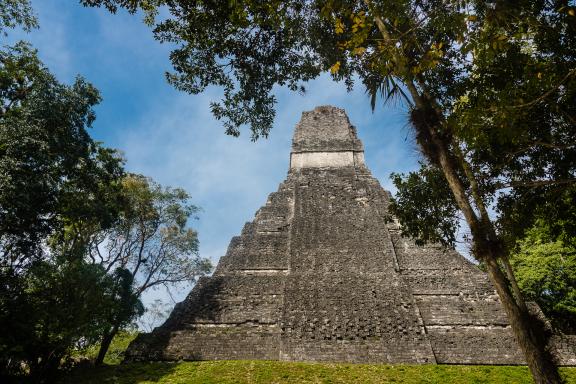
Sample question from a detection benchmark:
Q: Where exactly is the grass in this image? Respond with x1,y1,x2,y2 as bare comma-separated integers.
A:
75,331,139,365
61,360,576,384
61,333,576,383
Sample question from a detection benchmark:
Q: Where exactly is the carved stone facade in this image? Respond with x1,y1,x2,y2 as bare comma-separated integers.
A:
126,106,575,365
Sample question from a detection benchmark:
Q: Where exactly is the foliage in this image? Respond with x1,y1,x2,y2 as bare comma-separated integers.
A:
0,41,205,373
390,165,460,246
0,42,125,269
447,2,576,249
0,2,209,379
0,41,132,380
0,0,37,35
511,221,576,334
95,266,144,341
81,0,323,139
61,360,576,384
79,0,162,26
0,259,121,378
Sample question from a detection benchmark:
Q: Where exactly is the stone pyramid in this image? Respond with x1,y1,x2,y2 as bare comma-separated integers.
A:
126,106,575,365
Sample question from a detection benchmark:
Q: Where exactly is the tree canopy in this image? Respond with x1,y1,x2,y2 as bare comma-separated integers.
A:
0,0,37,34
0,39,133,378
511,219,576,334
0,42,126,269
0,3,210,378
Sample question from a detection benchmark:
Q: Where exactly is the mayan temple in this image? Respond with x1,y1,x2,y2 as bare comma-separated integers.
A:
126,106,575,365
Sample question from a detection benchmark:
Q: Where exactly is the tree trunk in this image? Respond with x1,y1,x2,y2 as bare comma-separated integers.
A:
428,125,561,383
483,256,562,384
367,11,561,380
501,255,528,311
406,97,562,383
434,136,562,383
95,325,119,366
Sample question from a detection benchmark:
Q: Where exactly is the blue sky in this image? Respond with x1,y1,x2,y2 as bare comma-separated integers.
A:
7,1,423,305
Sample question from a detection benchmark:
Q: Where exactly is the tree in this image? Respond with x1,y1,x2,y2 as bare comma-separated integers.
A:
82,1,575,382
87,174,212,365
0,3,207,376
0,257,129,380
0,19,133,379
91,266,144,367
0,42,125,269
511,218,576,334
0,47,130,375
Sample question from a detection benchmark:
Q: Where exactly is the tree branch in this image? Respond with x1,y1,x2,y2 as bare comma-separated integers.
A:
511,68,576,109
497,178,576,190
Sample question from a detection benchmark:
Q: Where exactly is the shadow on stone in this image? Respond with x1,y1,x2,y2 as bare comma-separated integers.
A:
124,276,225,361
